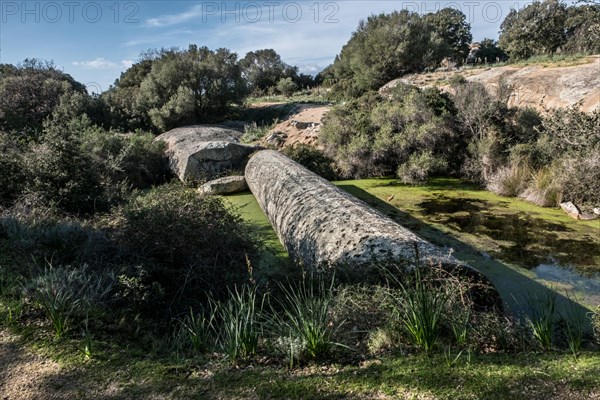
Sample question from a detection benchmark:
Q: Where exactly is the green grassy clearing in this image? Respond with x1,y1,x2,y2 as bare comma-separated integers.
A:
225,178,600,313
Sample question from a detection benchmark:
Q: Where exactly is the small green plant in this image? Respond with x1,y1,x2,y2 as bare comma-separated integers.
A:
562,293,586,358
28,265,114,338
444,346,463,368
0,300,23,326
240,121,272,144
527,291,556,351
266,277,341,367
81,318,94,360
450,309,470,347
214,285,260,364
386,254,450,354
395,273,448,353
176,307,215,354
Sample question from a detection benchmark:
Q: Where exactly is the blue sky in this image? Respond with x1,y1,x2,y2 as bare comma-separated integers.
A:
1,1,536,93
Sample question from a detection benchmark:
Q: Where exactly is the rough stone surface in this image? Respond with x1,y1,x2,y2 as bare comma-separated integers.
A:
198,176,248,195
560,201,582,220
245,150,477,273
155,125,259,181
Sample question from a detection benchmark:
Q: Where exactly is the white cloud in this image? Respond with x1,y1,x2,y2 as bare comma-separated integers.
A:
73,58,134,70
73,58,118,69
145,5,203,27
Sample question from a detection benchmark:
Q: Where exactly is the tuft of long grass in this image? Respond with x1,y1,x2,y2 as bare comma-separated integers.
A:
175,306,215,354
28,264,114,338
522,168,561,207
214,285,260,364
487,165,531,197
562,293,586,358
392,269,449,353
266,277,340,367
527,291,556,351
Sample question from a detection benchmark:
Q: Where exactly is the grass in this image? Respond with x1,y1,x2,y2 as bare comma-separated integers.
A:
265,277,340,367
4,327,598,400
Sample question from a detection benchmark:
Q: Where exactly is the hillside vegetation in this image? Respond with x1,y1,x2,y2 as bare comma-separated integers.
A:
1,0,600,398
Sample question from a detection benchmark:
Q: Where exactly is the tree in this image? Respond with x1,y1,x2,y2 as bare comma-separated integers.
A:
240,49,288,94
563,4,600,54
424,8,472,63
111,45,246,132
276,77,298,97
0,59,88,134
499,0,568,59
474,39,509,64
329,10,449,97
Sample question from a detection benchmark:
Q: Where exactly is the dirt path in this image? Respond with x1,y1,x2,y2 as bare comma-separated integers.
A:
0,329,64,399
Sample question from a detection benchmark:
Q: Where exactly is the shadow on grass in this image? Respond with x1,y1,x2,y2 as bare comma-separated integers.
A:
336,184,594,321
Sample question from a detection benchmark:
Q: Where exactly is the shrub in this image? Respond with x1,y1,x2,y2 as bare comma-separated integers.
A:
283,145,339,180
81,130,170,189
487,165,530,197
522,168,561,207
214,285,260,364
0,205,111,269
25,130,105,215
397,151,448,184
320,87,455,179
0,133,26,207
110,184,257,317
276,77,298,97
25,264,114,337
556,152,600,205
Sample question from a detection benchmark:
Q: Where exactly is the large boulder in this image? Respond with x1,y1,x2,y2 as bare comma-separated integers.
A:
155,125,259,182
198,176,248,195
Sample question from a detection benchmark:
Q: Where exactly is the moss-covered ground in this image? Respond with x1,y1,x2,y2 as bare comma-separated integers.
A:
225,178,600,312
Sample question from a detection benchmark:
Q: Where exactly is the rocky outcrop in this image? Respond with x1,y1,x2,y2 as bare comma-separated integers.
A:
245,150,477,273
261,105,329,149
155,125,259,182
560,201,599,220
198,176,248,195
380,56,600,113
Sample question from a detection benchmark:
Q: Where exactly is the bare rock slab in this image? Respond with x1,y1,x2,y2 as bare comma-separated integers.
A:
198,176,248,195
155,125,260,182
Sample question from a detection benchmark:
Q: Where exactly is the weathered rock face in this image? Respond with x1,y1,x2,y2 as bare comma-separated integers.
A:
245,150,474,272
198,176,248,196
155,125,259,181
560,201,599,221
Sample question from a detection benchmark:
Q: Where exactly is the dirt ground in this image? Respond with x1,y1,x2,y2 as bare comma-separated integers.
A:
261,104,330,149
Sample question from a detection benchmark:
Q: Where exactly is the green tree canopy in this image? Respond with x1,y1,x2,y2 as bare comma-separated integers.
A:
326,8,471,98
105,45,247,132
499,0,568,59
424,8,472,63
0,59,88,134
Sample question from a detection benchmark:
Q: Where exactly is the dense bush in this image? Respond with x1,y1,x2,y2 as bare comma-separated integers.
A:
283,145,339,180
320,85,457,180
0,59,88,134
110,184,257,317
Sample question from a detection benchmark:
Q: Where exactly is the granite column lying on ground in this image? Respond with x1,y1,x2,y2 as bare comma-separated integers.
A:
245,150,480,274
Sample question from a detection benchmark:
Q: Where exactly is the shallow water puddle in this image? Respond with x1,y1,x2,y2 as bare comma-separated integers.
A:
416,194,600,307
418,195,600,270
